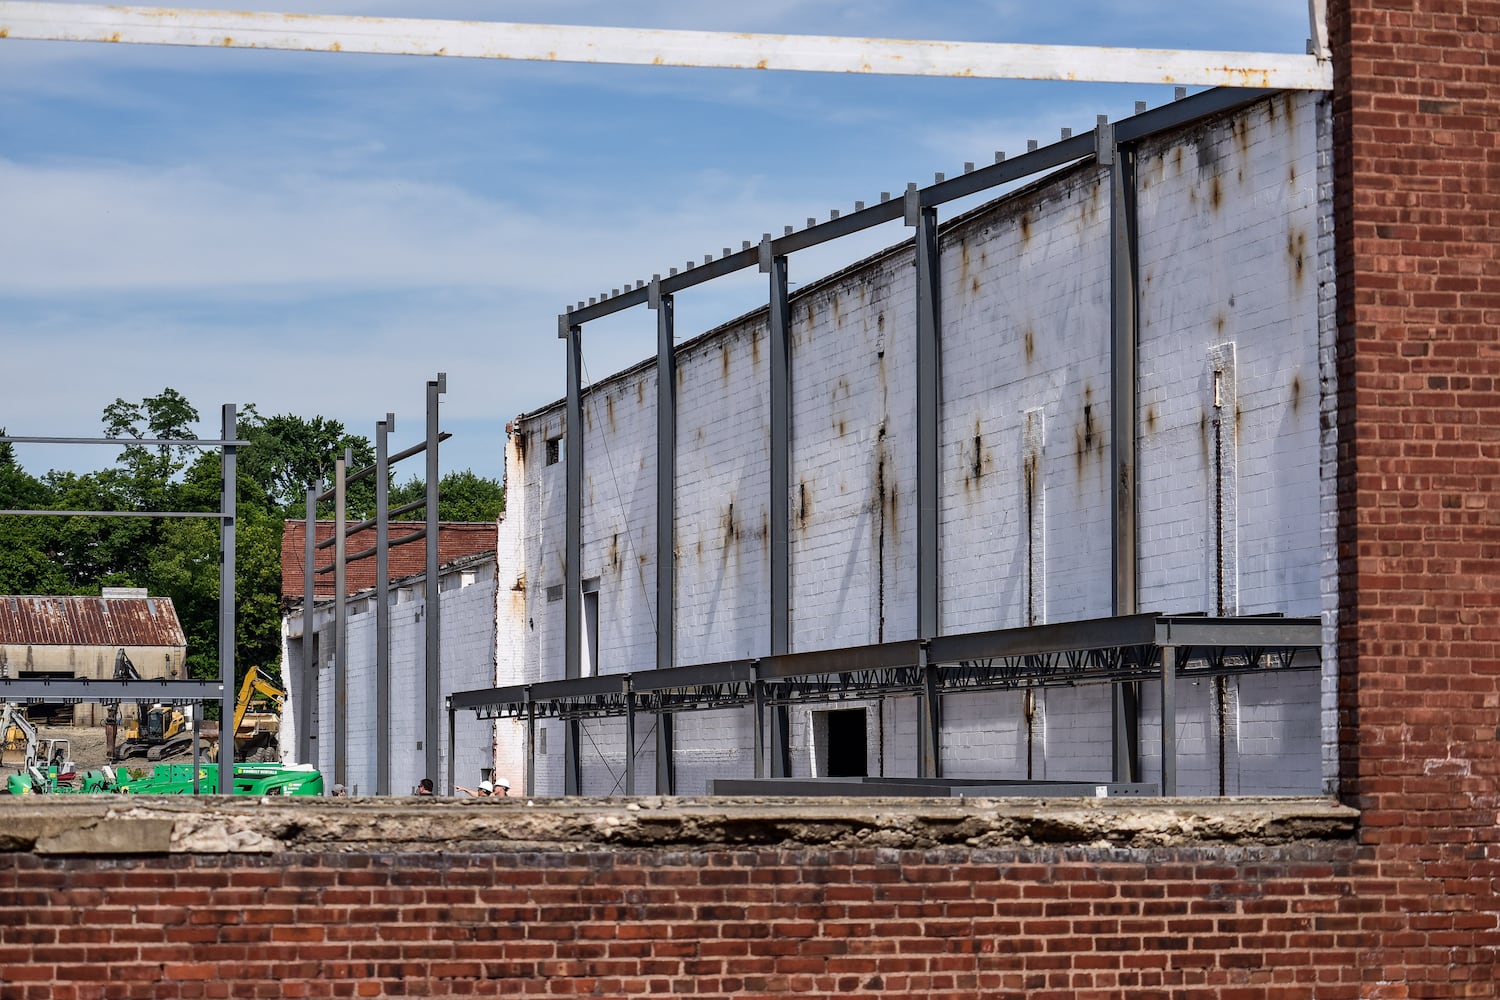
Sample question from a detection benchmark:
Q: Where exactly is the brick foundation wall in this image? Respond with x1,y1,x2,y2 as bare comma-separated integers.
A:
1330,0,1500,992
5,840,1371,999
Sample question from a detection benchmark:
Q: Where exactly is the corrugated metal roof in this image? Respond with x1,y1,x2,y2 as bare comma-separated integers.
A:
0,596,186,647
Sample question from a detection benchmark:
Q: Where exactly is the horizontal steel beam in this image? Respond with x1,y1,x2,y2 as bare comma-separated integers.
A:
0,509,230,519
0,435,248,447
559,87,1289,335
449,614,1322,720
0,4,1334,90
0,678,225,703
316,505,428,549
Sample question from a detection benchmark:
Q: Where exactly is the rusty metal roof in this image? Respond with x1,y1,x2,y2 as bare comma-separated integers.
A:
0,596,186,648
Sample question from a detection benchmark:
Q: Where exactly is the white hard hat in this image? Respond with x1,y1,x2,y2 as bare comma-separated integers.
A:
495,777,510,790
479,780,494,793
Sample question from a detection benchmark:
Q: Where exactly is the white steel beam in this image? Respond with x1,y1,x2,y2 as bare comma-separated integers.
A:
0,3,1333,91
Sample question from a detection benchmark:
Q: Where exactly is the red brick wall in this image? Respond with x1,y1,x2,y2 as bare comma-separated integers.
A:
1331,0,1500,992
3,845,1367,999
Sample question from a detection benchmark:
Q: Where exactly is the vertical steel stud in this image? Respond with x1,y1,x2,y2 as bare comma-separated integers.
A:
914,203,942,640
652,287,677,792
334,448,348,790
218,404,237,794
769,255,793,776
1161,646,1177,795
425,375,445,789
564,323,584,795
302,484,317,768
375,414,392,794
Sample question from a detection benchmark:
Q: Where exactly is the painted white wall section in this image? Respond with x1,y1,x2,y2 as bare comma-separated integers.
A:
496,92,1330,797
282,554,498,795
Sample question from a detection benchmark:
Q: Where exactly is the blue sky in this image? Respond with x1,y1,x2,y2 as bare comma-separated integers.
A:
0,1,1313,486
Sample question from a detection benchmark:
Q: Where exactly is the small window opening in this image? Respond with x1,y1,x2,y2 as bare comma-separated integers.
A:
546,435,563,466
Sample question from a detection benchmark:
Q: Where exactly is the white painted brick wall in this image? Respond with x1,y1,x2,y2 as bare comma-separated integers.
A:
501,93,1330,799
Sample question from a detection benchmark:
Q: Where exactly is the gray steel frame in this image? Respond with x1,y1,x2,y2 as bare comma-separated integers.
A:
450,613,1318,797
541,86,1274,795
0,413,244,794
300,375,446,795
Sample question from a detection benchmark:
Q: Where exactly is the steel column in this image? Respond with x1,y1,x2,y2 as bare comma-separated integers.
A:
425,376,445,790
301,484,317,767
652,286,678,793
768,254,793,777
217,404,236,794
752,665,766,780
1107,128,1142,784
919,643,942,779
525,698,536,798
446,703,456,797
564,321,584,795
912,198,942,640
624,678,636,796
655,712,675,795
1160,645,1177,795
333,449,348,790
375,415,392,793
1108,135,1139,618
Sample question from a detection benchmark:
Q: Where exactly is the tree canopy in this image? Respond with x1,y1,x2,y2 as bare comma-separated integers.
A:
0,392,503,690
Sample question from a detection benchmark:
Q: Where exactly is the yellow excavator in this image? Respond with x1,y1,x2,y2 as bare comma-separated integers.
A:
109,650,192,762
228,665,286,758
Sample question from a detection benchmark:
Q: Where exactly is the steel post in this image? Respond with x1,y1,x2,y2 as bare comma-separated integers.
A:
919,644,942,779
564,322,583,795
446,702,456,796
425,376,445,790
1108,133,1141,784
302,484,317,767
652,289,678,794
218,404,237,794
375,414,392,794
1160,645,1177,795
768,255,793,778
334,449,348,789
913,201,942,640
624,678,636,796
655,712,675,795
752,665,766,780
525,697,536,798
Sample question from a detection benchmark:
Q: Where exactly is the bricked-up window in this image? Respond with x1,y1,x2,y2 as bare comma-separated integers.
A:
546,435,563,466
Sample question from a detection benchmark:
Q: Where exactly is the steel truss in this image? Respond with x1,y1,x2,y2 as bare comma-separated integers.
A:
450,613,1318,795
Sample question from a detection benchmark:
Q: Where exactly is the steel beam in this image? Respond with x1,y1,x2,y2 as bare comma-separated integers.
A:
768,254,793,778
0,679,224,702
333,449,348,789
375,414,392,795
655,712,675,795
1108,126,1141,787
1161,645,1178,795
913,198,942,640
563,321,584,796
424,375,445,789
919,644,942,779
301,485,317,767
0,4,1334,89
652,286,678,796
217,404,236,794
624,678,636,797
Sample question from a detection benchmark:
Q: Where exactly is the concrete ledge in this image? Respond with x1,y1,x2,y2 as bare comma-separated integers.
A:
0,796,1356,855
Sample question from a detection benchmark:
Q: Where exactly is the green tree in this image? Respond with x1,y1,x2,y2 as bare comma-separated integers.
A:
390,469,505,523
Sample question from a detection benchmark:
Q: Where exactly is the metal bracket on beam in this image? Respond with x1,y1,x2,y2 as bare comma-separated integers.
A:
557,313,571,339
758,235,774,274
902,182,921,227
647,275,663,311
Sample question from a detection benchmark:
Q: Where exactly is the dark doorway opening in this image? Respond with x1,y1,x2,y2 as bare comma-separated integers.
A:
825,709,868,777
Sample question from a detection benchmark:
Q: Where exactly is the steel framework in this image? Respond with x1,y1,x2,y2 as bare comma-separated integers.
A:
549,86,1288,792
0,409,244,793
450,614,1318,796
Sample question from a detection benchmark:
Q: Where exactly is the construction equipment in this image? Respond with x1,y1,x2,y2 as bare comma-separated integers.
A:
115,761,323,796
230,665,286,758
1,703,77,794
109,649,194,762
